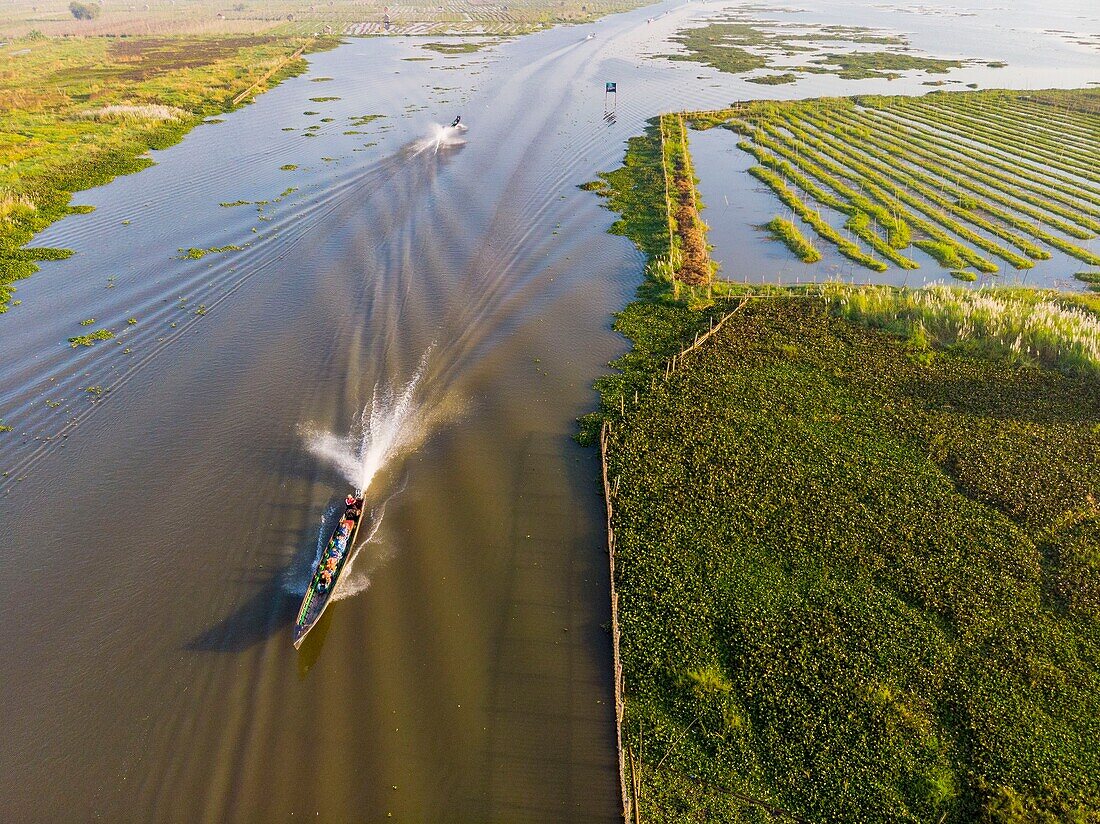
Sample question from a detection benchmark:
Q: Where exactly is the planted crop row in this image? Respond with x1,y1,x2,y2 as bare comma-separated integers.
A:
766,216,822,262
886,99,1100,192
775,116,1036,269
736,136,918,268
896,97,1100,184
793,112,1053,261
829,108,1100,237
861,107,1100,216
745,117,996,272
1012,99,1100,140
739,123,911,247
748,165,888,271
793,111,1100,266
752,117,1002,271
938,101,1099,176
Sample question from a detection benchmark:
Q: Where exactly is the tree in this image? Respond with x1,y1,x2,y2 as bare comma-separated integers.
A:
69,1,101,20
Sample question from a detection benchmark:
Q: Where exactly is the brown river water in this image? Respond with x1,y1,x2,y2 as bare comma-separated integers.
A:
1,0,1095,819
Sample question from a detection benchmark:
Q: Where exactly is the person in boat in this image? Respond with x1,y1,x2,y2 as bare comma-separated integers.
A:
451,114,461,128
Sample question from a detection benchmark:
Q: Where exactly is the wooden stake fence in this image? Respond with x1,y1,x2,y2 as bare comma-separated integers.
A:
231,45,307,107
600,419,632,823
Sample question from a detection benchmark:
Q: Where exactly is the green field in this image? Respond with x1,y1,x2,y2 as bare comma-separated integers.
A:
585,93,1100,822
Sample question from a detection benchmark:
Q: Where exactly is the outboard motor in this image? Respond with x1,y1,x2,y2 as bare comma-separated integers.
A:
451,114,462,128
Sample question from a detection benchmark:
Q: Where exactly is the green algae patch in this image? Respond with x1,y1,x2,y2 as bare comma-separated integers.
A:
745,72,798,85
178,245,243,260
68,328,114,347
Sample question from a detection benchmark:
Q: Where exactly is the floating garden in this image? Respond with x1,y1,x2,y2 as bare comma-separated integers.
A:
691,88,1100,280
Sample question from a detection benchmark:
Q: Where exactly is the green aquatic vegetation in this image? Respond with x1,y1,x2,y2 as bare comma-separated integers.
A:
177,244,243,260
659,16,968,83
2,247,74,262
661,23,768,74
810,51,965,79
320,118,334,123
309,77,333,82
68,328,113,347
279,164,298,171
68,205,95,214
219,200,250,207
421,40,491,55
309,96,340,102
765,215,821,262
745,72,797,85
303,111,320,116
1076,272,1100,284
79,317,95,326
595,293,1100,821
950,269,978,281
348,114,385,127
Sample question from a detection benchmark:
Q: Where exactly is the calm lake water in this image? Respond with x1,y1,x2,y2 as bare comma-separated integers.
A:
1,0,1096,819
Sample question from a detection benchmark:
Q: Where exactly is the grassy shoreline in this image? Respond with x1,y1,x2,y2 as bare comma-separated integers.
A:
584,100,1100,821
0,33,338,311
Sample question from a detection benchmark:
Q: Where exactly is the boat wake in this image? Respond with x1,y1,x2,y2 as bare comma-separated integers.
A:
303,351,434,493
411,122,467,156
291,348,458,600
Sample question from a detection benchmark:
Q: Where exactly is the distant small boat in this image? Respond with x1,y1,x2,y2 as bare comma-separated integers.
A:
293,491,365,648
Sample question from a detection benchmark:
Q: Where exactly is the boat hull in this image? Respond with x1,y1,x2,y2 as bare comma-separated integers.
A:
293,493,364,648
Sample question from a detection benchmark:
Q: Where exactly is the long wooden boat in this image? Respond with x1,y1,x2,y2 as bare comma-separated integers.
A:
293,491,365,649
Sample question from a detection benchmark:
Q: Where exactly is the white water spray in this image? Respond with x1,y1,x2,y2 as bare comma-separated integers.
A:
304,356,430,493
412,122,468,156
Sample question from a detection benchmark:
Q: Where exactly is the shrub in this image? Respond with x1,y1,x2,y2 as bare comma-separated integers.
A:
68,1,101,19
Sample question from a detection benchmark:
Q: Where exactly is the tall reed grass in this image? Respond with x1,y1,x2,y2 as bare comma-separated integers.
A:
827,282,1100,376
77,104,187,122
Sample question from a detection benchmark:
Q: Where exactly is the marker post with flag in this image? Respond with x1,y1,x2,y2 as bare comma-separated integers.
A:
604,81,617,113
